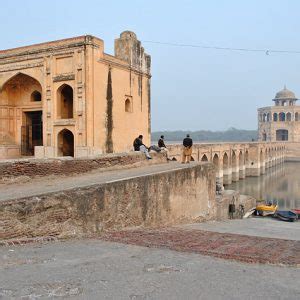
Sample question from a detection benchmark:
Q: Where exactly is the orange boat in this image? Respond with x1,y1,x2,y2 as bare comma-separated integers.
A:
256,204,278,216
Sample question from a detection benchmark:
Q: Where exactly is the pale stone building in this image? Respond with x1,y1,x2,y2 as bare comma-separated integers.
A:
258,86,300,142
0,31,151,159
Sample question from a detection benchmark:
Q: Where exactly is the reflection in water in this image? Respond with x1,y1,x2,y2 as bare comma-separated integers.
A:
226,162,300,210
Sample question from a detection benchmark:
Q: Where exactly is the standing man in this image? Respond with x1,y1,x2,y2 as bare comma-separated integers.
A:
133,135,152,159
182,134,193,163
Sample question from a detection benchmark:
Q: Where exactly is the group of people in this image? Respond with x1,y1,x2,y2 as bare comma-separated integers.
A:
133,134,193,163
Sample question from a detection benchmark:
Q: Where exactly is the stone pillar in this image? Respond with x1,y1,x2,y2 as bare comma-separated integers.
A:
239,165,246,179
223,167,232,185
245,163,251,177
271,157,275,167
260,161,266,175
247,145,261,176
232,165,240,182
216,169,223,185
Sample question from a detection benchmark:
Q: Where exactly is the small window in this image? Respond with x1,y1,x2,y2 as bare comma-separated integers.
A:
125,98,132,112
31,91,41,102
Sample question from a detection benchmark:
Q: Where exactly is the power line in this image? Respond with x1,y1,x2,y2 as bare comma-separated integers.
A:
142,40,300,55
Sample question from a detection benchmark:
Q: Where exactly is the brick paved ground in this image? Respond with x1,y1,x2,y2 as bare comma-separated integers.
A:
103,228,300,266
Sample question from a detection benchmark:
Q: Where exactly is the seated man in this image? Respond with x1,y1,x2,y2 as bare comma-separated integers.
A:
158,135,170,159
158,135,166,149
133,135,152,159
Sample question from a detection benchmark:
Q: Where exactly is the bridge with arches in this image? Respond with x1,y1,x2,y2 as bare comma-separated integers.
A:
168,142,285,184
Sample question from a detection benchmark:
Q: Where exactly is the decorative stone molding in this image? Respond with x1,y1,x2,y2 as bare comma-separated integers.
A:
53,119,76,126
53,74,75,82
0,61,43,72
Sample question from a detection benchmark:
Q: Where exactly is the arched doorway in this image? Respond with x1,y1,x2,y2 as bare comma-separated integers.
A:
58,129,74,157
276,129,288,141
125,98,132,112
0,73,43,156
57,84,73,119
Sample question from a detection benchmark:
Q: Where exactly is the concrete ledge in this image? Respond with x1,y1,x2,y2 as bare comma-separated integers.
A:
0,163,216,241
285,157,300,162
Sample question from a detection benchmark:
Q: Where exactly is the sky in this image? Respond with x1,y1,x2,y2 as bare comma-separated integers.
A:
1,0,300,131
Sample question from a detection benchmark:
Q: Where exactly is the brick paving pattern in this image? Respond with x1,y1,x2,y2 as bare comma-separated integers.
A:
103,228,300,266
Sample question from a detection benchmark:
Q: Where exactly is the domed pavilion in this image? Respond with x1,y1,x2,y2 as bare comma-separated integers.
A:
258,86,300,141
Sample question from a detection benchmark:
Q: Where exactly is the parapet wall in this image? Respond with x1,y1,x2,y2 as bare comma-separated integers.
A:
0,163,216,241
0,152,167,180
285,142,300,160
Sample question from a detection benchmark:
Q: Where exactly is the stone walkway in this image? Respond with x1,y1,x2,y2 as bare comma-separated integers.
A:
1,239,299,299
0,161,196,202
102,227,300,266
179,218,300,241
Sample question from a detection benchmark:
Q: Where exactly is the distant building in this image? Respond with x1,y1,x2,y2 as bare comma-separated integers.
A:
0,31,151,159
258,86,300,142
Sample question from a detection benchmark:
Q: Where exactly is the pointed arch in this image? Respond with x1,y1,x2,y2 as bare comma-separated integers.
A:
232,150,237,167
201,154,208,162
213,153,219,170
0,72,42,92
57,129,74,157
238,151,243,165
1,73,42,106
57,84,74,119
279,112,285,122
223,152,229,170
260,149,264,163
245,150,249,164
125,98,132,112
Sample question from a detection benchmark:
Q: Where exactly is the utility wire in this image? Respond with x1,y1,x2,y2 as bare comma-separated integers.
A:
142,40,300,55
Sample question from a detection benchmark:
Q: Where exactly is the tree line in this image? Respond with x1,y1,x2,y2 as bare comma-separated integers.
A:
152,128,258,143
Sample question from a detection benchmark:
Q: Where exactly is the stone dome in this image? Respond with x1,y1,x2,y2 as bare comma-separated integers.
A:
274,86,297,100
120,31,137,40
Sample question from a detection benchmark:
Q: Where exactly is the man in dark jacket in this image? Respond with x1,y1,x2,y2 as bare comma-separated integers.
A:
182,134,193,163
133,135,151,159
158,135,170,160
158,135,166,148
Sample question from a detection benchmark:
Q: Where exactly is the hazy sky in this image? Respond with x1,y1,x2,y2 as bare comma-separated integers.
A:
1,0,300,131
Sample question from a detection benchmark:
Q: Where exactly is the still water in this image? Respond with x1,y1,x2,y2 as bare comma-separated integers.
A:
226,162,300,210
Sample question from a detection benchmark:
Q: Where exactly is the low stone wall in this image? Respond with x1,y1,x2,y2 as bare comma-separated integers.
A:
0,145,20,159
0,152,167,180
0,163,216,241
